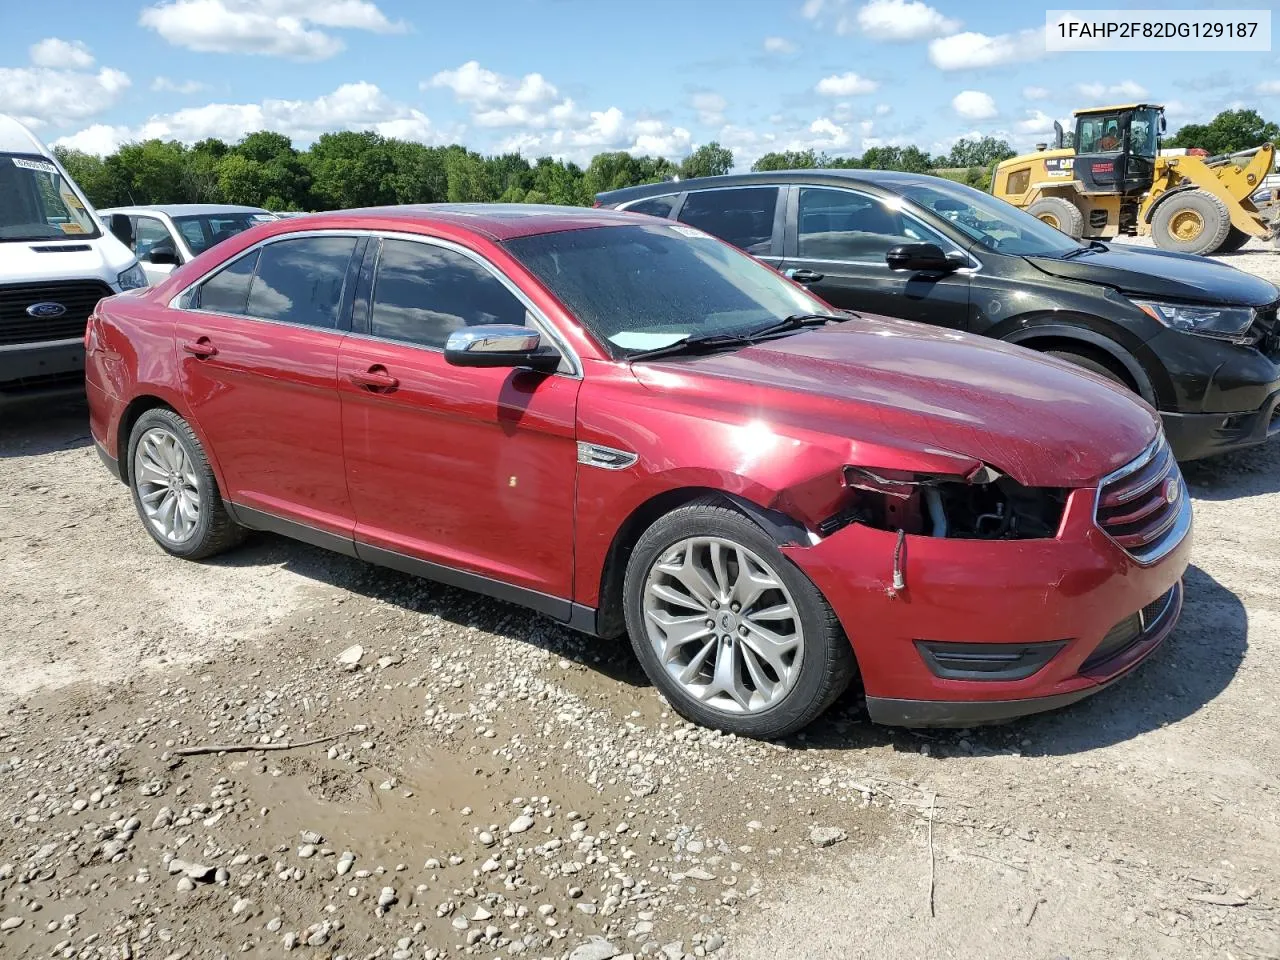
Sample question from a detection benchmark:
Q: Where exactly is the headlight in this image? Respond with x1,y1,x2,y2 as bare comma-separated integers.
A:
1131,298,1255,340
116,262,148,291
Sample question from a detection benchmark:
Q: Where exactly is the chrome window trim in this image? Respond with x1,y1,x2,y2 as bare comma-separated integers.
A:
618,193,680,214
167,227,583,379
1092,434,1192,567
790,185,981,272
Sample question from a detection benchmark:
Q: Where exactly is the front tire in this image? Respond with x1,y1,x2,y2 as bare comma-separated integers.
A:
1045,348,1130,390
623,499,856,739
127,408,244,560
1152,190,1232,255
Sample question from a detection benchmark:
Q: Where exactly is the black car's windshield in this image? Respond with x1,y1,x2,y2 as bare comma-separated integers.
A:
0,153,100,242
505,223,832,356
890,177,1082,258
172,212,274,255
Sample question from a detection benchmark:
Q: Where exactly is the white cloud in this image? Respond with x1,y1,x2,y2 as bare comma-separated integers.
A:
0,57,130,128
53,81,439,155
952,90,997,120
1015,109,1056,134
875,103,893,116
1023,85,1050,100
801,0,827,18
151,76,209,94
30,38,95,69
929,28,1044,70
1076,80,1148,100
1256,81,1280,95
691,92,727,125
139,0,405,61
763,36,797,54
429,62,577,132
815,72,878,96
855,0,960,41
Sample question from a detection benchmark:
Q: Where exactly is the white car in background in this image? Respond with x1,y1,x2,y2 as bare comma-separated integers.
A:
98,204,277,284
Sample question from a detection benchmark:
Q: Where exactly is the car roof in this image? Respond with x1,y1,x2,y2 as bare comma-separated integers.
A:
0,113,51,155
289,203,644,241
98,204,272,217
594,168,937,204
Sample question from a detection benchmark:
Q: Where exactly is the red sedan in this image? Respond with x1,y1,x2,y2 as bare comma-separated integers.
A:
86,205,1192,739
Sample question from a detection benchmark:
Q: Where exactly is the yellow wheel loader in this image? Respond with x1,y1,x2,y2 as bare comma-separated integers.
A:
992,103,1278,256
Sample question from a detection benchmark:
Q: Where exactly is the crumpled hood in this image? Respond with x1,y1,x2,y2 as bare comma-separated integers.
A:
632,316,1160,488
1027,243,1278,307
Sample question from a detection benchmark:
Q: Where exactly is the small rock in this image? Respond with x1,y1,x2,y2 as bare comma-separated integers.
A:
509,814,535,834
298,845,316,859
337,645,364,669
477,831,496,847
472,907,493,922
232,898,253,916
660,943,683,960
451,917,469,931
377,887,396,910
684,867,715,881
808,826,847,848
705,934,725,953
300,831,324,845
1,917,25,931
569,940,620,960
175,877,195,893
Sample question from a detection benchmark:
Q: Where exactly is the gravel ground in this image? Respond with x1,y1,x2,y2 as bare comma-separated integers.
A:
1,239,1278,960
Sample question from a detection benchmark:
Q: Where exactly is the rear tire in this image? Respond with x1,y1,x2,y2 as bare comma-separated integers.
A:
1045,349,1130,391
1027,197,1085,239
1216,226,1251,253
1151,191,1232,256
127,408,244,560
623,498,856,739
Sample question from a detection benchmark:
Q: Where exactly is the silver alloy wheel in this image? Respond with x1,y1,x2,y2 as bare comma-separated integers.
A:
133,427,201,544
642,536,804,714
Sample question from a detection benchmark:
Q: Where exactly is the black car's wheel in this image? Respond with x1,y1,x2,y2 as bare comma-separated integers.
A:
1046,349,1130,390
623,498,856,739
1027,197,1084,239
127,408,244,560
1152,191,1232,255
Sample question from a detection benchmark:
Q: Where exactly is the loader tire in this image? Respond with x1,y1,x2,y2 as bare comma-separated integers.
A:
1152,191,1232,256
1216,227,1251,253
1027,197,1085,239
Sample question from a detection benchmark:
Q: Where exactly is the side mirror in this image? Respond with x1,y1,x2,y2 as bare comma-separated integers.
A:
147,242,181,266
1160,115,1167,133
444,324,560,373
885,243,958,273
108,214,133,247
1053,120,1065,150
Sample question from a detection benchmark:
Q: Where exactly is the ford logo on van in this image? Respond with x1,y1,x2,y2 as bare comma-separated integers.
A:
26,302,67,319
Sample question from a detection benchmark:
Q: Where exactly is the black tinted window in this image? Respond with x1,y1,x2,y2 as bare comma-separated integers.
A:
246,236,356,329
370,239,526,348
798,187,949,260
677,187,778,255
197,249,260,314
625,195,678,218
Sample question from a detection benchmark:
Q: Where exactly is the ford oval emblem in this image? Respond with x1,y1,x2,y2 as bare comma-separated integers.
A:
1163,477,1180,504
26,301,67,319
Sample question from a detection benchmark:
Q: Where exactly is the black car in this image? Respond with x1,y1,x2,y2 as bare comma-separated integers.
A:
596,171,1280,461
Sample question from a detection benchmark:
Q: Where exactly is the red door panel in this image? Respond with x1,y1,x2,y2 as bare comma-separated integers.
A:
337,338,579,598
177,312,352,534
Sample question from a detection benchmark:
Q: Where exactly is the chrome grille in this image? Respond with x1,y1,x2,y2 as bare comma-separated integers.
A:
1095,436,1191,565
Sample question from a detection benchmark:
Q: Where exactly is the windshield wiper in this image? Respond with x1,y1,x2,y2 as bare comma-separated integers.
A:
744,313,839,340
625,332,755,362
1060,240,1109,260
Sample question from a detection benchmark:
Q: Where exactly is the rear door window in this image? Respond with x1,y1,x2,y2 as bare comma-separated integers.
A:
677,187,779,255
797,187,952,262
245,236,357,329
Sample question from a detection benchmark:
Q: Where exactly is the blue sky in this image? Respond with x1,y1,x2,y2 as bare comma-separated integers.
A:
1,0,1277,167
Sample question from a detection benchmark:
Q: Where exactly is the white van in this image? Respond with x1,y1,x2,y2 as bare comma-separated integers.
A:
1,114,146,396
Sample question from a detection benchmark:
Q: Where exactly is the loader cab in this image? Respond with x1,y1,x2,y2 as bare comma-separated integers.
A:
1073,104,1164,196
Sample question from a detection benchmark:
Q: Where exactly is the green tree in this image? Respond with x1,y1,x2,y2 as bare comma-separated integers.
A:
217,154,267,206
112,140,191,203
752,149,828,171
52,148,131,207
444,147,497,203
305,131,395,208
1166,108,1280,155
680,141,734,179
385,141,448,204
945,136,1014,168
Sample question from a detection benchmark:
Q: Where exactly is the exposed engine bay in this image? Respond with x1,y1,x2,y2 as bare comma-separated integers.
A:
821,465,1068,541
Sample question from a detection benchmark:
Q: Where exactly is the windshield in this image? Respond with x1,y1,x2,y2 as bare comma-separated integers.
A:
505,223,830,355
0,154,100,242
889,177,1082,258
172,212,274,255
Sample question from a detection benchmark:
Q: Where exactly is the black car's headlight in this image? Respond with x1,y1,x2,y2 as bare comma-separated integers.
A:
1131,298,1255,341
